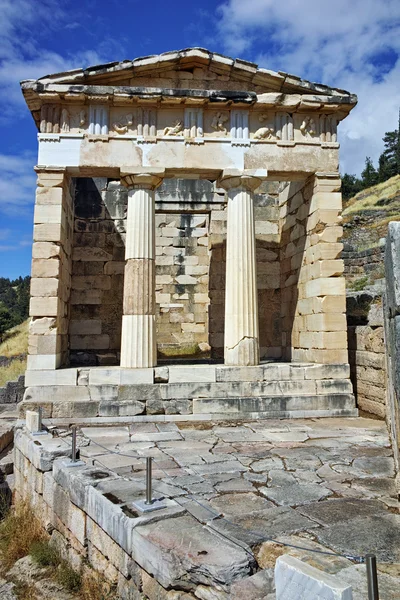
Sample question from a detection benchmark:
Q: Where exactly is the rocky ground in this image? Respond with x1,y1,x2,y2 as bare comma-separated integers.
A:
73,417,400,599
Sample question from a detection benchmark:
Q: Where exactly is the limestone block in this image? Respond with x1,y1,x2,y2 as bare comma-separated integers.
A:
104,261,125,275
169,366,216,383
30,277,60,297
70,335,110,350
181,323,206,333
357,397,386,418
72,247,113,261
70,289,102,304
34,204,64,224
28,333,60,355
305,243,343,264
27,353,61,370
304,348,349,364
29,297,60,317
36,186,64,204
23,385,90,405
305,278,345,298
310,191,342,213
33,223,63,242
304,364,350,379
31,258,61,278
32,242,62,259
71,275,111,290
311,226,343,245
306,313,347,332
307,210,341,232
26,410,40,433
25,369,77,387
310,260,344,279
275,555,352,600
69,320,102,335
316,379,353,394
299,331,347,349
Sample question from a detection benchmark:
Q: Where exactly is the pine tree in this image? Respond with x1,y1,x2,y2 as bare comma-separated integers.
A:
361,156,379,188
341,173,363,200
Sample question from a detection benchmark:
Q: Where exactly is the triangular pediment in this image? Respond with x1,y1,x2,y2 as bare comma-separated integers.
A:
24,48,352,98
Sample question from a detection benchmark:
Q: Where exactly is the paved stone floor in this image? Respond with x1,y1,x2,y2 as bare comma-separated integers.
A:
77,417,400,599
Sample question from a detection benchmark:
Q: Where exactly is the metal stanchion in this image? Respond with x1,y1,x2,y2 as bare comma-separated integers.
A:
71,426,77,463
131,456,167,513
366,554,379,600
62,426,85,468
145,457,152,505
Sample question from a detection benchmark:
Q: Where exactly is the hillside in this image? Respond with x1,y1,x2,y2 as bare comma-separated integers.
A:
343,174,400,248
0,319,28,387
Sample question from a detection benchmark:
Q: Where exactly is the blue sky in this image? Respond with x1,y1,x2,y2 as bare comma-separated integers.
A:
0,0,399,279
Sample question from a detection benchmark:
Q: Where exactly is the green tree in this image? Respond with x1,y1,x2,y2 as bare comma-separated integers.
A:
361,156,379,188
0,306,12,342
341,173,363,200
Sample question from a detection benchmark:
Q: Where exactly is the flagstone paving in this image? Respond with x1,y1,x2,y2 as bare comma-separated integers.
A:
77,417,400,598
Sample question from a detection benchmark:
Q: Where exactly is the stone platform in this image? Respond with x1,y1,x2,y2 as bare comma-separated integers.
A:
20,362,357,420
14,418,400,599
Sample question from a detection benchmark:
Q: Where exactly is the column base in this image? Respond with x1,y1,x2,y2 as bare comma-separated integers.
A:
120,315,157,368
225,337,259,366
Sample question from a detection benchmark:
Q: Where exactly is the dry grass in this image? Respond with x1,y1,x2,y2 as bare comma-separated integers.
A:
0,501,45,571
343,174,400,215
0,319,29,357
81,571,117,600
0,356,27,387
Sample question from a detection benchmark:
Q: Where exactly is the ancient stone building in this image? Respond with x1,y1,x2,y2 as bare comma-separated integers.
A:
20,48,358,418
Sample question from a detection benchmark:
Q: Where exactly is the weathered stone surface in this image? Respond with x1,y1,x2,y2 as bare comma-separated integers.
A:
275,555,353,600
260,483,332,506
230,569,274,599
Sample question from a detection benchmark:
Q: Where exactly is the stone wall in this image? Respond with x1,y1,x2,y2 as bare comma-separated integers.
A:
346,293,387,418
384,222,400,484
28,169,74,370
279,175,347,364
342,243,385,287
0,375,25,405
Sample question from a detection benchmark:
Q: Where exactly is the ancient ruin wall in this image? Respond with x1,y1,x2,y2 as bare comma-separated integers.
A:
279,175,347,364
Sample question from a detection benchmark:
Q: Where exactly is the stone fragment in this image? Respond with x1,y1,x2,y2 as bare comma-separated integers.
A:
260,483,332,506
230,569,275,599
275,555,353,600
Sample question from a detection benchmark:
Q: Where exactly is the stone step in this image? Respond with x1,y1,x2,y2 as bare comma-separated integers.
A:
192,394,356,414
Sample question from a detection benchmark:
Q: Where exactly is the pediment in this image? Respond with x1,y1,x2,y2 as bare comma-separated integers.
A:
25,48,352,98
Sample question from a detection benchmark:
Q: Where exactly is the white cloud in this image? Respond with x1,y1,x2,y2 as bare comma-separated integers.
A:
0,153,36,215
215,0,400,174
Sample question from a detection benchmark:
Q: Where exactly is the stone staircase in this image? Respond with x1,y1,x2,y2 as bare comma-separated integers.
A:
21,362,357,421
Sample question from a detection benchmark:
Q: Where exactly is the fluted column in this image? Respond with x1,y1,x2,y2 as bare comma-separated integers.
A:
219,174,261,366
120,172,164,368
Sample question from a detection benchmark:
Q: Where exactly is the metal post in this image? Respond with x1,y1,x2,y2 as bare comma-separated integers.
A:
71,426,77,463
37,406,42,432
366,554,379,600
145,457,152,505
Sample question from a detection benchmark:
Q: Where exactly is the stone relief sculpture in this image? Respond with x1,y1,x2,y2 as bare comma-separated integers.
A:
113,113,134,135
254,114,275,140
79,110,86,127
52,106,60,134
163,120,183,136
319,115,337,142
61,108,70,133
211,112,229,134
300,116,316,138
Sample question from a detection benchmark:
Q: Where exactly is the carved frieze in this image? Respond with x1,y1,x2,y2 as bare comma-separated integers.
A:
112,113,134,135
299,116,317,138
137,108,157,137
230,109,249,143
184,108,203,138
211,112,229,134
163,120,184,136
319,115,337,143
276,113,294,142
254,113,275,140
89,105,109,135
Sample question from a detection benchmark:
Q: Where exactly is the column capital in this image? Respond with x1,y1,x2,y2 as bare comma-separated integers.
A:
217,169,268,192
120,168,165,191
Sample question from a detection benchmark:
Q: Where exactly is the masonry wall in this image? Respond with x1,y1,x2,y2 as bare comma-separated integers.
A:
347,296,387,418
279,175,347,364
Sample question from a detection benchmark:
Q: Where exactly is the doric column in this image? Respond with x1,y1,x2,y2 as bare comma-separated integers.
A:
120,171,164,368
219,173,262,366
